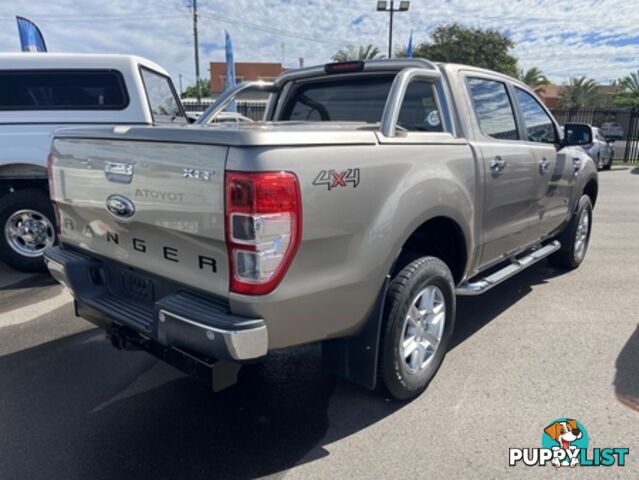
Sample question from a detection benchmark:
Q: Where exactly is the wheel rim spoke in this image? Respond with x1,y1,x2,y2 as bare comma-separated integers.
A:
423,332,440,350
407,305,421,325
574,209,590,260
400,285,446,374
404,338,418,358
4,209,55,258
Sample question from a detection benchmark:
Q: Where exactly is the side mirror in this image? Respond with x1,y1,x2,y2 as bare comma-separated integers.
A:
564,123,592,146
605,136,615,144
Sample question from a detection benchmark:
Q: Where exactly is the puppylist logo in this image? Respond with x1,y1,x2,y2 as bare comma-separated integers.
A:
509,418,629,468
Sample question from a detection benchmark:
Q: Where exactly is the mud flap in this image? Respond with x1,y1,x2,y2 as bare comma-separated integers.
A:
321,275,390,390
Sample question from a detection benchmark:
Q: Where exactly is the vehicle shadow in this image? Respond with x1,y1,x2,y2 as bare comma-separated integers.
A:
614,325,639,412
631,166,639,175
0,328,338,480
0,260,567,480
451,259,564,349
0,261,55,291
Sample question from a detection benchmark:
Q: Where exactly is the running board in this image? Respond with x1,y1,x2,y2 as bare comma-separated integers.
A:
456,241,561,296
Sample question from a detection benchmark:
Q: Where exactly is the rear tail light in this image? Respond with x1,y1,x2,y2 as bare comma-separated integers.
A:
47,154,61,236
225,171,302,295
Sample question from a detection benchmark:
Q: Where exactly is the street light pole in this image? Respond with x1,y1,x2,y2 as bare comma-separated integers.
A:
192,0,201,103
376,1,410,59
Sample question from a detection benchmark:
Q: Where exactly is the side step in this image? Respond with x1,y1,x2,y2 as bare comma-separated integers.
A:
456,241,561,296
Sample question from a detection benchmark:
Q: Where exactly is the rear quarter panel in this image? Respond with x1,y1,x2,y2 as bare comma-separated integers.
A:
0,125,58,173
227,140,477,349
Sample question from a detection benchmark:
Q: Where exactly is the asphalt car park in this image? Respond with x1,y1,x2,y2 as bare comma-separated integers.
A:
0,167,638,479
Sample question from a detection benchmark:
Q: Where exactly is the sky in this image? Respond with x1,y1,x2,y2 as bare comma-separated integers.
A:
0,0,638,89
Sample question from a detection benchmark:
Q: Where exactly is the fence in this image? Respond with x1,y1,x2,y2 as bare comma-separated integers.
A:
549,107,639,164
181,99,267,121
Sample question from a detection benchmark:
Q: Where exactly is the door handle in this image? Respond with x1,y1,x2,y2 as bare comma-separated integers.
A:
490,156,506,173
539,157,550,174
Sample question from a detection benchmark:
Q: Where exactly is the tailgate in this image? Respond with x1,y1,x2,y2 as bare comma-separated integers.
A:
49,138,229,297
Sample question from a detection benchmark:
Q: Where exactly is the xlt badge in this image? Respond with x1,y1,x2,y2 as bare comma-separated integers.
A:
183,168,215,182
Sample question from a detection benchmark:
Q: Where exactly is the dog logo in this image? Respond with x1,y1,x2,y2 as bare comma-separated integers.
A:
509,418,629,468
543,419,586,467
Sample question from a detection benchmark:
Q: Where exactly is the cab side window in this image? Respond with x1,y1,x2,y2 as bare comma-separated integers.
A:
514,87,558,144
467,78,519,140
397,80,443,132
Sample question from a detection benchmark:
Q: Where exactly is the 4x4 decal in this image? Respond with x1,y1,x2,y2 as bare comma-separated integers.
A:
313,168,360,190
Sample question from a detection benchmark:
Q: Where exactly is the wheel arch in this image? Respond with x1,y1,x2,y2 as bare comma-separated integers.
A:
583,176,598,208
393,214,470,286
0,163,48,180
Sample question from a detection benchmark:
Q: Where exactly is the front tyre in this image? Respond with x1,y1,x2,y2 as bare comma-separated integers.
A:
0,190,56,272
549,195,593,270
379,256,455,400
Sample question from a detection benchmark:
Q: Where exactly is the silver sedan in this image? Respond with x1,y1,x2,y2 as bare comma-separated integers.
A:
585,127,614,170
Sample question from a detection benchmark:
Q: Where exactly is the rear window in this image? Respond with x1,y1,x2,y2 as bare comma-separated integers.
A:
281,76,394,123
139,67,185,123
0,69,128,110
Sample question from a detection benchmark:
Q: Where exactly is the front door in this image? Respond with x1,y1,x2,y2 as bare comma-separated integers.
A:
511,87,573,242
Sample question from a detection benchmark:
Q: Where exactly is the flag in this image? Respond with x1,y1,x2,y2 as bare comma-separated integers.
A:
224,30,237,112
406,30,413,58
16,16,47,52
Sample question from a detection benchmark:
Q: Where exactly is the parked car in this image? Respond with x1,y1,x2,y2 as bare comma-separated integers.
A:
0,53,186,271
600,121,624,140
206,111,254,125
45,59,598,400
587,126,614,170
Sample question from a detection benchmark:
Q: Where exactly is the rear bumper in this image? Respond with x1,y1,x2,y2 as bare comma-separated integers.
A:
43,245,268,361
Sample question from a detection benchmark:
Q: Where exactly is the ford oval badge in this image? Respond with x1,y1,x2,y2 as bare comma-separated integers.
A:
106,195,136,219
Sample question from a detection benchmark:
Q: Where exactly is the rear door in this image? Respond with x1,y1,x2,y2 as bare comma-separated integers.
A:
464,75,538,265
512,86,573,242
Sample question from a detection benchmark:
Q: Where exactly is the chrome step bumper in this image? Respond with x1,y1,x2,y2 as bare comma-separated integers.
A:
456,241,561,296
43,245,268,361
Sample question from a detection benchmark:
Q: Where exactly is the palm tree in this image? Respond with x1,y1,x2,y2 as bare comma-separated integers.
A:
332,44,384,62
559,77,601,108
614,71,639,107
182,79,210,99
518,67,550,93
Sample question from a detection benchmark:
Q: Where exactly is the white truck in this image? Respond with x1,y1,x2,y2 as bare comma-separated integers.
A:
0,53,186,271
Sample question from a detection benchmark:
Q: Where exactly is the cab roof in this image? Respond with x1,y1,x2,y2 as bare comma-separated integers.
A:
0,53,169,76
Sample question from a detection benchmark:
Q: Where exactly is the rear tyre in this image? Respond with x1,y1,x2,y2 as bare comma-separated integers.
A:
603,154,613,170
379,256,455,400
549,195,593,270
0,190,56,272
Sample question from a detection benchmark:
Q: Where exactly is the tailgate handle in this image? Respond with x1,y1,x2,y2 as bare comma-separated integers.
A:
104,161,134,184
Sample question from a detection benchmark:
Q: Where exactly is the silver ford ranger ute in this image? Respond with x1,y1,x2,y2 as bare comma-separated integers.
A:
44,59,598,399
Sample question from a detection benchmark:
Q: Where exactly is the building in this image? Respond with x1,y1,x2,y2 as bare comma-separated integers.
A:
537,84,562,109
537,84,619,109
209,62,286,98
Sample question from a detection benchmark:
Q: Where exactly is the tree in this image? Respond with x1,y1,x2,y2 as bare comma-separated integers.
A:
182,79,211,99
558,77,601,108
332,44,384,62
517,67,550,92
400,23,519,77
614,71,639,107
